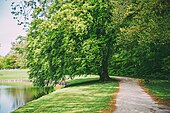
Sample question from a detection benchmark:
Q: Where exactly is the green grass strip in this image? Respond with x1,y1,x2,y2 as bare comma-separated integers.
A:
143,80,170,104
12,77,118,113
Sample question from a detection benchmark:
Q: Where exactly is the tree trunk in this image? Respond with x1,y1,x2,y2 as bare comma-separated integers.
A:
99,46,112,82
99,67,112,81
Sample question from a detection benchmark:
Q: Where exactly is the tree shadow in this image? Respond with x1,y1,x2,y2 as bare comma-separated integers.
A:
65,80,99,87
65,78,118,88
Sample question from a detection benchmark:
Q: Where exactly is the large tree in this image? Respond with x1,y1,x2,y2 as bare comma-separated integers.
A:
13,0,168,86
12,0,136,86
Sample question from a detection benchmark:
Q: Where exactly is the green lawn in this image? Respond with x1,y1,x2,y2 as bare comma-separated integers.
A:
0,69,32,86
12,77,119,113
0,81,32,86
0,69,28,80
143,80,170,105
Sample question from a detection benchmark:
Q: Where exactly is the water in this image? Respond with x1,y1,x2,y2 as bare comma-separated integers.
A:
0,85,54,113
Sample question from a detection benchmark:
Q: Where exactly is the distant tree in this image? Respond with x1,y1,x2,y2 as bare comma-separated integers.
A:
10,35,27,68
0,56,3,69
0,36,26,69
2,55,18,69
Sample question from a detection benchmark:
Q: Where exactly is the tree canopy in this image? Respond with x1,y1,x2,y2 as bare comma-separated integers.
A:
113,0,170,79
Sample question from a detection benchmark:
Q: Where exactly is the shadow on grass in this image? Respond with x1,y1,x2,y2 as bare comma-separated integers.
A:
66,80,99,87
66,78,118,88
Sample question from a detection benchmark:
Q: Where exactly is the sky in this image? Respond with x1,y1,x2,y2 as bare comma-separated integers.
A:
0,0,26,57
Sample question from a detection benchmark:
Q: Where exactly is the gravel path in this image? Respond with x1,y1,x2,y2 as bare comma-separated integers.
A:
114,77,170,113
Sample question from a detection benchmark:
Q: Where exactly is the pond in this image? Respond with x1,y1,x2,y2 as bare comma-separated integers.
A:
0,85,54,113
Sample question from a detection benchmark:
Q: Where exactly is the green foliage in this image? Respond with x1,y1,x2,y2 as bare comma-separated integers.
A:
21,0,130,86
0,56,3,69
10,35,27,68
0,55,19,69
0,36,26,69
11,0,170,86
113,0,170,79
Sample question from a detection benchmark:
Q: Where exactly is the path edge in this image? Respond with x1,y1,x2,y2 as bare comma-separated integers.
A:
137,79,170,106
100,79,120,113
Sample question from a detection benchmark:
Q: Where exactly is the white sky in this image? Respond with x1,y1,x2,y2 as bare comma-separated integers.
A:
0,0,26,57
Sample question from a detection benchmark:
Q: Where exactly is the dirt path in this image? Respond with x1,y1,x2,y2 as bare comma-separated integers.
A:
113,77,170,113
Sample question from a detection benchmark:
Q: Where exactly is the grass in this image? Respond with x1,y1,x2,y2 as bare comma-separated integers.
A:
143,79,170,105
0,69,28,80
12,77,119,113
0,69,32,86
0,82,32,86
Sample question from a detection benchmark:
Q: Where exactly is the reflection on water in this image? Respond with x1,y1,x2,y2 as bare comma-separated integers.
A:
0,86,54,113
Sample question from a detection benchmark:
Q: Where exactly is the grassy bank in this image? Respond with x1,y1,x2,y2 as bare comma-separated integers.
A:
143,80,170,105
12,77,119,113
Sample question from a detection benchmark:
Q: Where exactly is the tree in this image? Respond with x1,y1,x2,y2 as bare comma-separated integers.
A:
0,36,26,69
11,35,27,68
26,0,115,86
13,0,168,86
0,56,4,69
12,0,137,86
2,55,18,69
